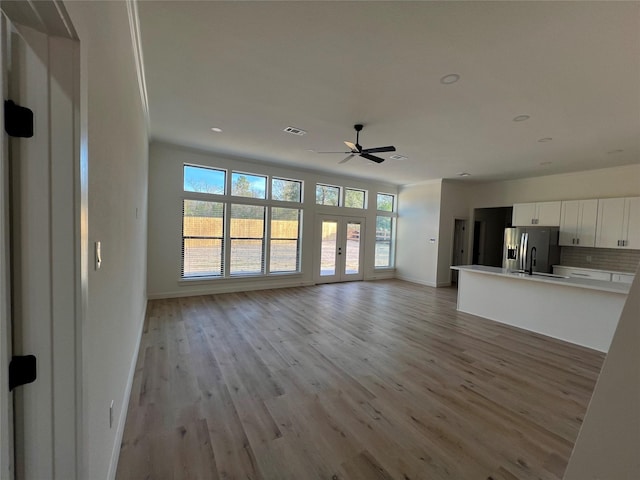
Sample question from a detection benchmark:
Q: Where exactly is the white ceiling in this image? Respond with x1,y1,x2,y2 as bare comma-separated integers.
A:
137,1,640,186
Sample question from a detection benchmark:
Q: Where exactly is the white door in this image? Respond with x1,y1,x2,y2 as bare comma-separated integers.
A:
315,215,365,283
0,14,13,480
3,15,80,480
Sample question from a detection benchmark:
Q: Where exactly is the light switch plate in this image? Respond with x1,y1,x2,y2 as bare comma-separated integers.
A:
95,241,102,270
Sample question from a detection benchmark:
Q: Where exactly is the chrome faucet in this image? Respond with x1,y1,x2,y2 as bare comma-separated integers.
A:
528,246,537,275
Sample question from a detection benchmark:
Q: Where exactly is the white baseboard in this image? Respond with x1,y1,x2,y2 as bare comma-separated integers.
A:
106,300,147,480
395,274,438,287
148,279,315,300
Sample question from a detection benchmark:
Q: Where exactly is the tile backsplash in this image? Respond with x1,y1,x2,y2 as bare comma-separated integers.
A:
560,247,640,273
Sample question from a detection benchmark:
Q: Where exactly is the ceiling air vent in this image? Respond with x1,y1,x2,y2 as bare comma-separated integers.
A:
283,126,307,136
390,154,407,161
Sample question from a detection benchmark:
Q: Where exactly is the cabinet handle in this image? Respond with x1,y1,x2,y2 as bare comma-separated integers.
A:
572,238,575,244
576,238,580,245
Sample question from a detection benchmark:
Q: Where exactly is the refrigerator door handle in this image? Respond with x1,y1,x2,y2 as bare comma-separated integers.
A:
520,233,528,271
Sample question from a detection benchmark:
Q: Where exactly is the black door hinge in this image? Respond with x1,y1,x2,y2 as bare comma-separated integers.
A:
9,355,37,391
4,100,34,138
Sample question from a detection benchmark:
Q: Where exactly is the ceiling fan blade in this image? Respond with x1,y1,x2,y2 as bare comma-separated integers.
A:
315,151,351,154
344,141,358,152
361,145,396,154
339,154,355,164
360,153,385,164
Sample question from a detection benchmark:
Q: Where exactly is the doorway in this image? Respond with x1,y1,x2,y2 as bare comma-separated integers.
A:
315,215,365,283
451,219,467,284
472,206,513,267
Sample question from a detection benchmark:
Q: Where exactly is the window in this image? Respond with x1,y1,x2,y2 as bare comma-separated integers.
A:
184,165,225,194
272,177,302,202
375,193,396,269
344,188,366,209
232,172,266,199
377,193,394,212
375,216,394,268
230,204,265,275
182,163,304,278
182,200,224,277
316,184,340,206
270,207,301,273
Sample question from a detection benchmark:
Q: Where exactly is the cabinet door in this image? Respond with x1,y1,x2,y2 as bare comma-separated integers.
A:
576,199,598,247
536,201,561,226
596,197,626,248
559,201,579,246
512,203,537,226
623,197,640,249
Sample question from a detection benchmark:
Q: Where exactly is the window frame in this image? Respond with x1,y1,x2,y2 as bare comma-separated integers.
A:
344,187,367,209
269,207,303,274
230,170,268,199
181,163,304,280
374,192,398,270
315,183,341,206
181,199,226,278
271,176,303,203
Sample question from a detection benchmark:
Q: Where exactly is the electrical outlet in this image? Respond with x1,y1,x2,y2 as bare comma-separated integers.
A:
109,400,114,428
586,255,592,263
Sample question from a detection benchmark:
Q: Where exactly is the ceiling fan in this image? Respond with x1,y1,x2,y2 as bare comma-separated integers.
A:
316,124,396,164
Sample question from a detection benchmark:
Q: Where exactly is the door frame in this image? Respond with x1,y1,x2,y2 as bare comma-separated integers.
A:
314,214,366,284
1,3,82,479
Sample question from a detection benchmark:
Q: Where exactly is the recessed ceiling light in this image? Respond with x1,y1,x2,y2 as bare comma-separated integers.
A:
440,73,460,85
607,149,624,154
540,161,552,166
389,154,407,161
513,115,530,122
458,172,471,177
210,127,223,133
538,137,553,142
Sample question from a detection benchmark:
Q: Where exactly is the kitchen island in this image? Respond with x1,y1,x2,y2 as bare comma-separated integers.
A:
451,265,631,352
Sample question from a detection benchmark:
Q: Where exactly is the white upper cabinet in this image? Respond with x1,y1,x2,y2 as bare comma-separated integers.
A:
512,201,561,226
559,199,598,247
596,197,640,249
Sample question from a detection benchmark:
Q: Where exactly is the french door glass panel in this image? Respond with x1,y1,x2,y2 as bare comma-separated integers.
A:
320,220,338,276
345,222,361,275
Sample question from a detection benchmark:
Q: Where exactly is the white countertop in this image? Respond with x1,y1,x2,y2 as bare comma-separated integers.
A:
451,265,630,294
552,265,635,276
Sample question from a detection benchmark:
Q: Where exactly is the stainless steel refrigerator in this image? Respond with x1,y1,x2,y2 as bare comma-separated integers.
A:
502,227,560,273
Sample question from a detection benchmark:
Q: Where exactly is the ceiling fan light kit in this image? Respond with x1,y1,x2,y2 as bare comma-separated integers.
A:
317,124,396,164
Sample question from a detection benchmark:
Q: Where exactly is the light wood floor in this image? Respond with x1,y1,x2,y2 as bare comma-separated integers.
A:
116,280,604,480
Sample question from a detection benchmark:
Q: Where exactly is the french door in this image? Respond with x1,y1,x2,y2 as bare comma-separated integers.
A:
315,215,365,283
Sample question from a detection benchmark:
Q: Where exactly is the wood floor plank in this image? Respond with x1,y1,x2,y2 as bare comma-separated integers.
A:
116,280,604,480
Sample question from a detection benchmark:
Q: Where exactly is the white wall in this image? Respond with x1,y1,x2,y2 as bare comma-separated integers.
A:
467,164,640,208
563,268,640,479
396,180,442,286
147,141,398,298
437,180,471,285
64,2,149,479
